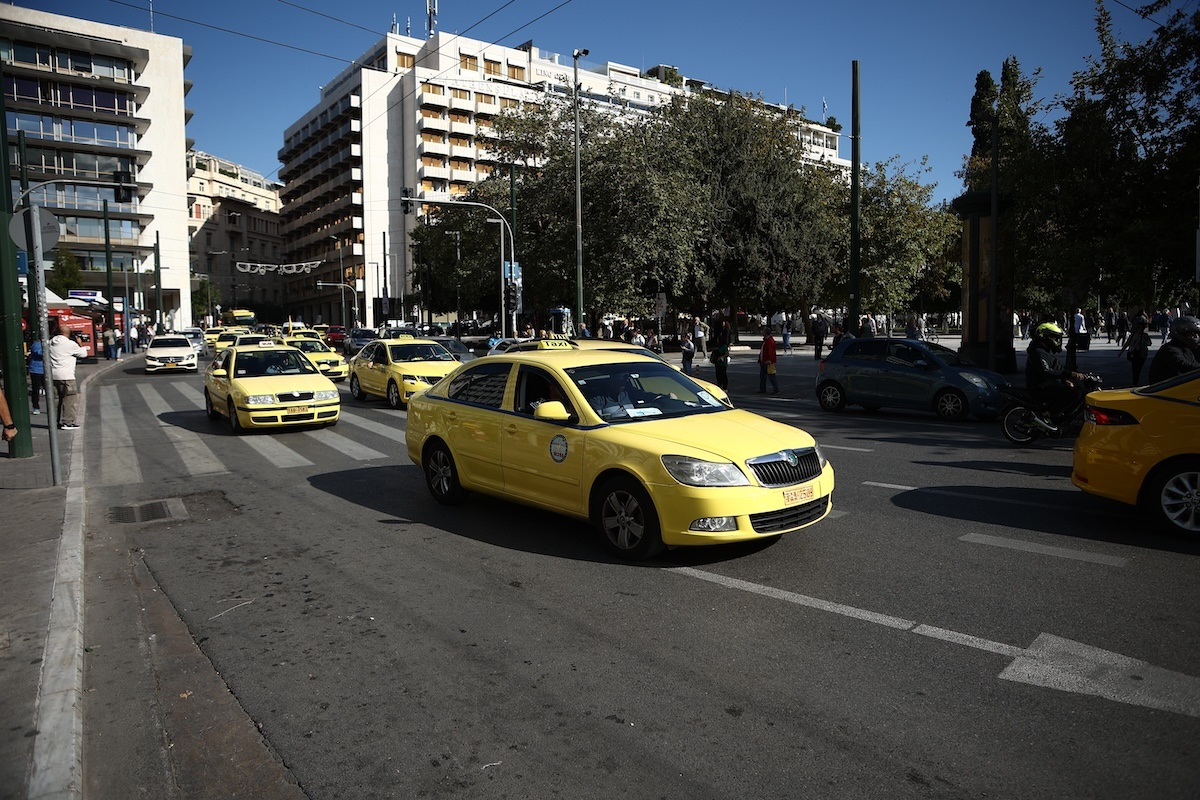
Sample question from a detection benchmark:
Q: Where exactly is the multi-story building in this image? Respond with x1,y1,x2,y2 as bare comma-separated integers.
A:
279,27,849,328
0,5,193,329
186,150,284,326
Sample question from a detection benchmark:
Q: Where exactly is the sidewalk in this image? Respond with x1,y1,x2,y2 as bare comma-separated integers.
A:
1,356,109,800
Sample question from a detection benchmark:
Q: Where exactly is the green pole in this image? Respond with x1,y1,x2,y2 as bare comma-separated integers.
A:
0,68,32,457
104,199,114,330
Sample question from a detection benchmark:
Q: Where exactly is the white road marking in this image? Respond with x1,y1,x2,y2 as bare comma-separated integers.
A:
863,481,917,490
238,435,315,469
822,444,874,453
98,385,142,487
135,384,226,476
667,566,1200,717
959,532,1128,567
172,380,205,409
304,428,389,461
336,411,406,442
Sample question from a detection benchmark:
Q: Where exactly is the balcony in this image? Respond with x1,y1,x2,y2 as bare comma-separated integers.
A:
418,164,450,181
419,91,448,109
449,95,474,113
450,120,475,136
418,139,450,156
418,115,449,133
449,144,475,160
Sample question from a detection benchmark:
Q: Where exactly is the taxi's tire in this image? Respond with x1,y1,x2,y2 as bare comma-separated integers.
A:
227,398,243,435
594,477,665,561
204,390,221,422
423,441,465,505
350,374,367,402
934,389,969,421
816,381,846,412
1146,458,1200,536
387,380,405,410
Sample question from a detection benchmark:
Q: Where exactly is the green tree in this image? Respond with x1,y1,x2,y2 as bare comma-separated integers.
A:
47,248,84,297
191,278,220,323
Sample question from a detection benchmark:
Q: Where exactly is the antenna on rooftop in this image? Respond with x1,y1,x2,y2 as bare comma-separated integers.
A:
391,14,398,34
406,16,412,36
427,0,438,38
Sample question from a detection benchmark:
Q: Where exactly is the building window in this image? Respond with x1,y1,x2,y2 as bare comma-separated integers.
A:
421,155,445,168
396,52,415,69
484,59,501,76
459,53,478,71
500,98,519,109
449,134,470,148
451,87,470,100
449,112,470,125
421,131,444,143
476,93,495,105
507,65,525,81
421,82,444,95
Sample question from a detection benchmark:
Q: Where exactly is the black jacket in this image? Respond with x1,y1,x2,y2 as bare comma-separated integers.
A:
1147,339,1200,384
1026,342,1070,388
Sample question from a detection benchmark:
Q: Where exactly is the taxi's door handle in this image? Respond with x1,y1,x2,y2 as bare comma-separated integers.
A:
505,423,519,436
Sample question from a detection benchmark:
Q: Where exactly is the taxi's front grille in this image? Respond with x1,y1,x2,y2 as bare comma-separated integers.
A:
747,449,823,487
275,390,314,403
749,496,829,533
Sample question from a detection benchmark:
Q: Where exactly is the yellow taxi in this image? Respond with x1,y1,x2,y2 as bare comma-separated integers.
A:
312,324,330,341
213,328,252,353
203,342,340,433
204,327,226,348
507,336,732,406
405,346,835,560
348,336,458,408
276,335,349,382
1072,372,1200,534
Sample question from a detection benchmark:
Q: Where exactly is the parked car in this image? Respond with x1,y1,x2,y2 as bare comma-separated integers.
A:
815,337,1007,420
325,325,347,347
429,336,479,363
343,327,378,356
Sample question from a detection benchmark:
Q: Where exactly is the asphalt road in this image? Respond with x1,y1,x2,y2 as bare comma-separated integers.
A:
80,348,1200,799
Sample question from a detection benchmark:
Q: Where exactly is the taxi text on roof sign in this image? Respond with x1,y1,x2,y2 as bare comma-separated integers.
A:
536,338,574,349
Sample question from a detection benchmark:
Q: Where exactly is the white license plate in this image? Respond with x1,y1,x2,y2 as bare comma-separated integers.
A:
286,405,310,415
782,485,814,506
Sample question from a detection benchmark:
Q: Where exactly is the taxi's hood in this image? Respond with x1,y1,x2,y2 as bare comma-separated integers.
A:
605,409,817,460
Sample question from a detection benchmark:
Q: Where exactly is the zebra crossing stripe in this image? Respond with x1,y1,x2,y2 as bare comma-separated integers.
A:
304,427,389,461
237,435,315,469
334,412,406,442
98,385,143,487
136,384,227,476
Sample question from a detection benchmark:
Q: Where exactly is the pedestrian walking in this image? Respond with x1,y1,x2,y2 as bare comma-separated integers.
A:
27,336,45,415
1104,307,1116,343
48,318,88,430
757,325,780,394
680,332,695,375
812,314,829,360
1148,316,1200,384
1117,317,1153,385
1116,312,1129,347
102,325,116,360
692,316,710,359
711,321,731,390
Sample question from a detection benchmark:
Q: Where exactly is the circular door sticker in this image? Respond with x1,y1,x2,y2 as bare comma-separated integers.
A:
549,434,569,463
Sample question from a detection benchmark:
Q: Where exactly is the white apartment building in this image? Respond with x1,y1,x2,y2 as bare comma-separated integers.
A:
186,150,284,326
0,5,193,329
279,28,848,328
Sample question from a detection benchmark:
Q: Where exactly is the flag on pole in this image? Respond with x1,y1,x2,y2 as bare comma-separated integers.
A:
822,96,827,121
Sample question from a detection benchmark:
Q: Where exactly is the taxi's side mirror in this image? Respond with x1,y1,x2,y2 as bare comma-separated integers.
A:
211,368,228,378
533,401,571,422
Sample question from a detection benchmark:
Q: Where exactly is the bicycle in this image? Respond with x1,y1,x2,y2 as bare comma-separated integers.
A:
921,328,940,344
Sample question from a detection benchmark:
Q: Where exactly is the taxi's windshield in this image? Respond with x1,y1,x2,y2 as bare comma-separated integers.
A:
293,340,330,353
389,343,454,362
568,362,726,422
232,350,319,378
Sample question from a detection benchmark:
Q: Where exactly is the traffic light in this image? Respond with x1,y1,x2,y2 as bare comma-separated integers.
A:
504,280,516,311
113,170,133,203
401,187,414,215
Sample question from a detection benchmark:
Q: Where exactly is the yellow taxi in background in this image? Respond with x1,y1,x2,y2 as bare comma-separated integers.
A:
203,342,340,433
213,328,252,353
276,335,349,382
288,328,323,342
204,327,226,348
405,347,835,560
1072,371,1200,535
348,336,458,409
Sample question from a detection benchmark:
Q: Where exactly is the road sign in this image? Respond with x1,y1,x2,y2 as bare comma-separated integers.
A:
8,206,60,252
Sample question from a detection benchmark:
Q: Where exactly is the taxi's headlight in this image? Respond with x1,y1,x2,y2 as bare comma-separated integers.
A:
245,394,276,405
661,456,750,486
690,517,739,532
313,390,338,401
814,444,828,468
402,374,429,384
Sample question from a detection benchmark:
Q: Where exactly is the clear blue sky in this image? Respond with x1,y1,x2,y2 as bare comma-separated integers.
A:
18,0,1167,204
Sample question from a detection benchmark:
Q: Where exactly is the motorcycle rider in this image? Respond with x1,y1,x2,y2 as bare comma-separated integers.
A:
1025,322,1089,432
1147,315,1200,384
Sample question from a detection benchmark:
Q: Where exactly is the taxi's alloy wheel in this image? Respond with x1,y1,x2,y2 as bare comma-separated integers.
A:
424,442,465,505
387,380,404,409
204,390,220,421
350,374,367,401
595,477,664,561
1149,458,1200,536
227,399,243,435
817,381,846,412
934,389,968,421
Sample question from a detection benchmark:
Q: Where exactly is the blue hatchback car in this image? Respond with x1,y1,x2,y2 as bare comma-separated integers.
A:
815,338,1008,420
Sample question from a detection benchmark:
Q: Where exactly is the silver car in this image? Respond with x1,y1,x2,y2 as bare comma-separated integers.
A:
343,328,377,356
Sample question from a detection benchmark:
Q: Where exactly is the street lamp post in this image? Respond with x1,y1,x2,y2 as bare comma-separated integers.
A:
487,219,506,337
370,261,380,327
445,231,461,337
573,47,588,337
317,281,358,330
330,235,347,326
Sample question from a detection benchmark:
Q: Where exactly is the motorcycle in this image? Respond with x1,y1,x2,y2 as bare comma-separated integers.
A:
999,374,1102,445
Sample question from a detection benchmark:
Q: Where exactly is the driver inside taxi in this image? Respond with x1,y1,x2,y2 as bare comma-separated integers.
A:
587,373,635,417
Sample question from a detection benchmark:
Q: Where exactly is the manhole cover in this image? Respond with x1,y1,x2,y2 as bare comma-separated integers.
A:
106,498,188,525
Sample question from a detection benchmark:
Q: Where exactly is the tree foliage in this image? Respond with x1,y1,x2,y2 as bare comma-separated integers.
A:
47,248,83,297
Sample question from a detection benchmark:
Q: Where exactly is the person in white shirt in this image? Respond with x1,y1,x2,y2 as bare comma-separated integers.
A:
47,319,88,430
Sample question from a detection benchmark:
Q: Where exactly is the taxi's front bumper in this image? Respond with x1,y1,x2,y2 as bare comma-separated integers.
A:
649,463,835,546
236,399,341,428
